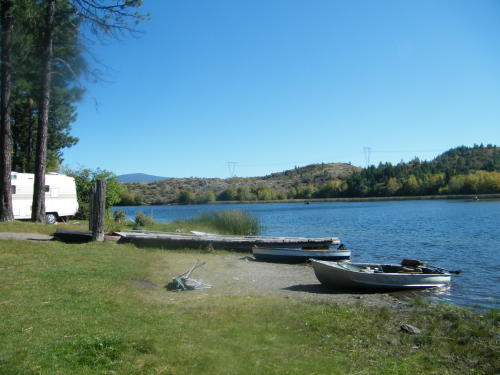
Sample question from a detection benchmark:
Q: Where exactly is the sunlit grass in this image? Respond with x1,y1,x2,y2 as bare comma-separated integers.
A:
0,239,498,374
131,210,261,235
0,219,88,235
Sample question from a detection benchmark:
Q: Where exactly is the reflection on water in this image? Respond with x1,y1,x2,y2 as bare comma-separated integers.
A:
116,200,500,310
388,285,452,304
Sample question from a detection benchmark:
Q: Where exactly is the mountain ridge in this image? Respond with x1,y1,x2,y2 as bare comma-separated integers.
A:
117,173,168,183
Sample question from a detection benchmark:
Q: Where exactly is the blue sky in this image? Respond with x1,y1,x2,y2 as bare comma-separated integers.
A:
63,0,500,178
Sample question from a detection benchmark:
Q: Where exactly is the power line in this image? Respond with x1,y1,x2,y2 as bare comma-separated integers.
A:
363,146,372,167
370,149,442,153
226,161,238,177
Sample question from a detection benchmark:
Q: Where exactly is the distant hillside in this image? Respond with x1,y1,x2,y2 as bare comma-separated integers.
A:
431,144,499,173
339,144,500,197
118,173,167,183
118,145,500,205
121,163,361,205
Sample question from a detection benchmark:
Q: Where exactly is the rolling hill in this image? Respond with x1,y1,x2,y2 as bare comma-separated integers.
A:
118,145,500,205
123,163,361,205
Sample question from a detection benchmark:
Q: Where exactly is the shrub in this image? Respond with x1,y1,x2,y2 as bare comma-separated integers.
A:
177,190,196,204
113,209,126,223
105,211,124,233
197,191,216,204
134,211,155,227
62,167,126,219
188,210,260,235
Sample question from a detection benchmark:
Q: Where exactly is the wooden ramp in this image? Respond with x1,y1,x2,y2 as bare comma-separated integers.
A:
115,230,341,251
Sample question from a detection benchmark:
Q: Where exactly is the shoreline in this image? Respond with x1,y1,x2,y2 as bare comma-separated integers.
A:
116,193,500,207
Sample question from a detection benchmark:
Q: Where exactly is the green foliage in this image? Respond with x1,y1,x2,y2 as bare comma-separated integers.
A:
385,177,401,195
236,186,256,201
276,191,287,200
117,188,144,205
320,145,500,199
7,0,149,174
401,174,420,195
199,190,216,203
113,209,126,223
62,167,126,219
104,210,126,232
253,185,277,200
448,171,500,194
134,211,154,228
186,210,261,235
122,210,261,236
217,187,237,201
293,184,317,199
315,180,346,198
177,190,196,204
10,0,84,173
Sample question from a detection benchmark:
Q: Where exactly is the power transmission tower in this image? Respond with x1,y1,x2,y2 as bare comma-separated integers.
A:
363,147,372,167
226,161,237,177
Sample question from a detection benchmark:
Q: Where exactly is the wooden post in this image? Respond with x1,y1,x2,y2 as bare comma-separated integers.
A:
88,184,95,231
91,180,106,242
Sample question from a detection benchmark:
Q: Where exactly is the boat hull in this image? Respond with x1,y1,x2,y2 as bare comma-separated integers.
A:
311,260,451,290
253,248,351,263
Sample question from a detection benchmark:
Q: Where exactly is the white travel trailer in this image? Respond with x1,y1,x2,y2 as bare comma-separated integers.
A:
11,172,79,224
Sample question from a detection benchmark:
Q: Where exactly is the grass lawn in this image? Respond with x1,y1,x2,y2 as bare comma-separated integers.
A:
0,220,88,235
0,227,498,374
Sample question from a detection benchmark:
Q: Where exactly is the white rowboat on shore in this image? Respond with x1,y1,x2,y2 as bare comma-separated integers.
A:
252,247,350,263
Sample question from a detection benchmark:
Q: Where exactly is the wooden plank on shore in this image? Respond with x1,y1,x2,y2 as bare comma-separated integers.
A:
115,230,340,251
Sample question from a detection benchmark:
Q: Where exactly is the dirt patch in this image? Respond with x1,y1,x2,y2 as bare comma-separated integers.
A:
144,252,409,308
132,279,159,290
0,232,53,241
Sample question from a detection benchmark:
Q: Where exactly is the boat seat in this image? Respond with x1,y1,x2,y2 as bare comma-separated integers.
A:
338,263,361,272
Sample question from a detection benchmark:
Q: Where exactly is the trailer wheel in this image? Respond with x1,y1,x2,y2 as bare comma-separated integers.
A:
46,213,58,225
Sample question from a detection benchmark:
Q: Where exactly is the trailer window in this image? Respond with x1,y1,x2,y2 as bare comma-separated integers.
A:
44,185,50,192
11,185,16,195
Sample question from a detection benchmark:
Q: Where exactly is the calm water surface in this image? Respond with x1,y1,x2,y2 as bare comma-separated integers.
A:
117,200,500,310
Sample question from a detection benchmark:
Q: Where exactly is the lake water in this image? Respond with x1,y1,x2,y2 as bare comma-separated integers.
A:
116,200,500,310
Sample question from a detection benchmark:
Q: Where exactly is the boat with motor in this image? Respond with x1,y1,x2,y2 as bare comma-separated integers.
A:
311,259,451,290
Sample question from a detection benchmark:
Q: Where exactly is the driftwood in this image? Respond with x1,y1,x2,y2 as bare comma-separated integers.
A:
167,260,212,291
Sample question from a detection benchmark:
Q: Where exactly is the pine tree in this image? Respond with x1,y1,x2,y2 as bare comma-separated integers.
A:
0,0,14,221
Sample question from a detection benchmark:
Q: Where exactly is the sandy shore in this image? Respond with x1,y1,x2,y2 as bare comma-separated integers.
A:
138,252,415,308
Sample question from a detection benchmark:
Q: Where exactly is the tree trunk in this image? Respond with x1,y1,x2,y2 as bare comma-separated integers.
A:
32,0,55,223
0,0,14,222
27,99,35,172
88,184,95,231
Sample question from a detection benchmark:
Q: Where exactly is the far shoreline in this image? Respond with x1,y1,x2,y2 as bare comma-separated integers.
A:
115,193,500,207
